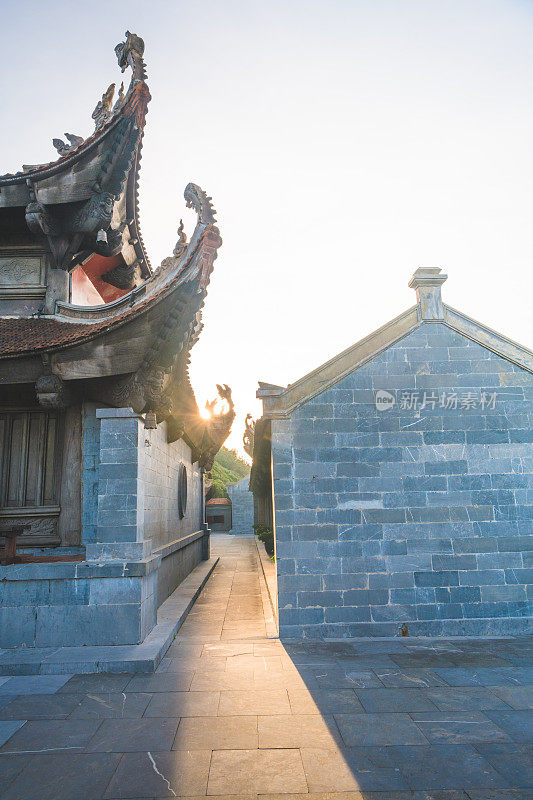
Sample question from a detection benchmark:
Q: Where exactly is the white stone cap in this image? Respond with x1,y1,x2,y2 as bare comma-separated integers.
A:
409,266,448,320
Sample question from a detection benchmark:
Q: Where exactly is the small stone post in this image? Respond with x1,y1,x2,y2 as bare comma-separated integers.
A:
408,267,448,321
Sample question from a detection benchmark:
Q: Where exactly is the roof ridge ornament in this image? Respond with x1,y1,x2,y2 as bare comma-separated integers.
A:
409,266,448,321
115,31,147,84
184,183,217,225
52,133,84,156
92,83,116,131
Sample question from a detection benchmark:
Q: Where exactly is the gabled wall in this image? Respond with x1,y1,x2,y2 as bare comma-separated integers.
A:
273,323,533,638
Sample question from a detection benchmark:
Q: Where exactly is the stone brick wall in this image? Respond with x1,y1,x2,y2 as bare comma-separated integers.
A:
81,403,100,545
273,323,533,638
142,423,203,551
228,477,254,535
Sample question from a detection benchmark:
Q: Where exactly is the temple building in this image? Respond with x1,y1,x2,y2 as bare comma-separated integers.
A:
0,32,234,650
251,268,533,639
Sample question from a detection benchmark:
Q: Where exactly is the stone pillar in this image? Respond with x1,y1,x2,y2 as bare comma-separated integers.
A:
85,408,151,561
408,266,448,321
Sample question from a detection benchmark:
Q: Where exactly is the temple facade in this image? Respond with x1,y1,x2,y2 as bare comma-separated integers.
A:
251,269,533,639
0,33,233,649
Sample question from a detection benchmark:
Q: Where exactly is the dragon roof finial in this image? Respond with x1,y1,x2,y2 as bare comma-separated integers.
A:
115,31,147,83
243,414,256,458
184,183,217,225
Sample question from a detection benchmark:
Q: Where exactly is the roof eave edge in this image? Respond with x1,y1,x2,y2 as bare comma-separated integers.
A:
443,305,533,373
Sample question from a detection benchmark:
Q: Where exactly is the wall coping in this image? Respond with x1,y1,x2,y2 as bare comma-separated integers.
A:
153,529,205,561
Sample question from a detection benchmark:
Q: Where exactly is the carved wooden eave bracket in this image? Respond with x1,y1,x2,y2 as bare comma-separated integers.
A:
87,183,223,434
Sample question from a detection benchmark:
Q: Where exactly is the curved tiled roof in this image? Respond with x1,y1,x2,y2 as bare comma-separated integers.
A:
0,222,221,360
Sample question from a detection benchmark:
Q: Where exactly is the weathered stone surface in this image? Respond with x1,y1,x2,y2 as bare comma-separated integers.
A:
271,323,533,638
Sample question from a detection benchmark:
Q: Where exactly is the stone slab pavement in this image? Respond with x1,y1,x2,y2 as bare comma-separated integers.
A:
0,533,531,799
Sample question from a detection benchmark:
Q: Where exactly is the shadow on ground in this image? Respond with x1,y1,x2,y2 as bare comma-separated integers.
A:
0,534,531,798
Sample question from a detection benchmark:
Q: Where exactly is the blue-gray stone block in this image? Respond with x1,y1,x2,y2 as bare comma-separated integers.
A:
273,322,533,639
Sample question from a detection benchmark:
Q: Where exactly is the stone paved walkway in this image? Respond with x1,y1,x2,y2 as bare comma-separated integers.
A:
0,533,531,799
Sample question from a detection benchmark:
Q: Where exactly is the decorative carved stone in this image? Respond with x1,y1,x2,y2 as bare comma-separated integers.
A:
0,258,42,285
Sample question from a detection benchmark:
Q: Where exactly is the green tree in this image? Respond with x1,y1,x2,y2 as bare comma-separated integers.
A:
207,447,250,499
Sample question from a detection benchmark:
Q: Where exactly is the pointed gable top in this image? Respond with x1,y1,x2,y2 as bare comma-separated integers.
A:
258,268,533,418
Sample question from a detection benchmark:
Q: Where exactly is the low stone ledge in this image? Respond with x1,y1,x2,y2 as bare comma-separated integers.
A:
0,555,219,675
255,535,278,633
153,529,204,560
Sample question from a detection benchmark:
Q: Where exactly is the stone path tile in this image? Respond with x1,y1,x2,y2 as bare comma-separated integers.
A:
207,748,308,794
258,713,342,748
0,753,33,794
0,693,84,720
0,536,530,798
475,742,533,787
374,667,449,688
300,746,410,792
0,751,122,800
144,690,220,717
383,744,509,790
334,713,430,746
202,642,254,657
0,697,14,713
424,686,513,711
354,688,439,712
390,653,459,668
218,688,291,715
0,675,71,695
68,692,152,719
0,721,25,748
124,671,194,692
103,750,211,798
467,791,533,800
434,667,533,687
86,717,178,752
484,710,533,742
410,711,512,744
58,673,132,694
490,685,533,709
173,715,258,749
304,667,382,689
0,719,99,753
288,687,366,714
190,670,256,691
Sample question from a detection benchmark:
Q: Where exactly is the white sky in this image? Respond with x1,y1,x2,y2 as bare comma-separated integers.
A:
1,0,532,454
